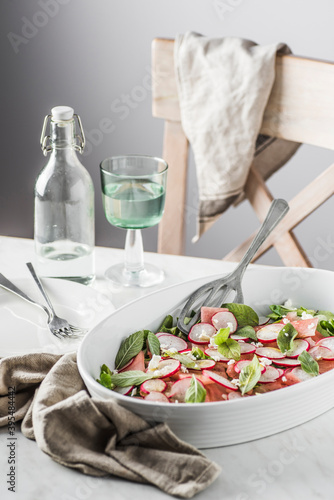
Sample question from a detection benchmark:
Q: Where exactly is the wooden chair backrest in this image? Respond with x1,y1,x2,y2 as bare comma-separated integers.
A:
152,38,334,265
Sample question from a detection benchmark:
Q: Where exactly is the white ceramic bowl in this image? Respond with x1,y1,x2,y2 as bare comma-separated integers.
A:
78,266,334,448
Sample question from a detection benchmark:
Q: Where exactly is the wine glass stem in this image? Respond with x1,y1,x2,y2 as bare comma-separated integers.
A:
124,229,144,273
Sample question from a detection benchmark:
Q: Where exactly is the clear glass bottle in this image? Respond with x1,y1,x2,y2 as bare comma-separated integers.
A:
34,106,95,285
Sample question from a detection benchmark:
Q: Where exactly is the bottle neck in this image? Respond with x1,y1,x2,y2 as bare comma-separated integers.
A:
49,119,77,161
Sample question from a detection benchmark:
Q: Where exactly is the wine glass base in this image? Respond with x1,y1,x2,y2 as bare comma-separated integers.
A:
104,263,165,287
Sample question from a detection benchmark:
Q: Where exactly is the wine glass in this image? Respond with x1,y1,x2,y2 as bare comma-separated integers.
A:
100,155,168,287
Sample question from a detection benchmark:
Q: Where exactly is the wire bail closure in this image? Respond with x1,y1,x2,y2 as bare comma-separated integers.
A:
40,113,86,156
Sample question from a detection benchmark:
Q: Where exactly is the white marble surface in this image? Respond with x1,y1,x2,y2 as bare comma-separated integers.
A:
1,236,334,500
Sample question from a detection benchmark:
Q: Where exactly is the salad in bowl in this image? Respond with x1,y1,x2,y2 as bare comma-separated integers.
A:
97,301,334,404
78,266,334,447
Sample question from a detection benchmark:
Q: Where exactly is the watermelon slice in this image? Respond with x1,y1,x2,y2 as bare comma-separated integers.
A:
291,318,318,338
201,306,229,324
120,350,145,372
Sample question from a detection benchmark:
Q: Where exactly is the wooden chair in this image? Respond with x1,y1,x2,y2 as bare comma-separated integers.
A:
152,38,334,266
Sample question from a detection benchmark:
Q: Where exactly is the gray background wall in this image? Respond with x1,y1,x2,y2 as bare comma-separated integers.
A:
1,0,334,269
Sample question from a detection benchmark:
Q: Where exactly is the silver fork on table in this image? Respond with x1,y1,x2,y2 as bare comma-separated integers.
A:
26,262,86,339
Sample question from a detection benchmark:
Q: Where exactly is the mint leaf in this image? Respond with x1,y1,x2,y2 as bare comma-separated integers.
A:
110,370,153,387
100,364,112,375
234,325,257,342
191,347,212,360
163,351,197,369
277,323,298,354
185,375,207,403
115,330,146,370
158,314,173,331
147,331,160,356
267,304,293,321
296,306,316,317
315,310,334,337
97,372,114,390
222,303,259,327
213,327,230,345
239,355,262,395
218,338,241,361
298,350,319,377
319,319,334,337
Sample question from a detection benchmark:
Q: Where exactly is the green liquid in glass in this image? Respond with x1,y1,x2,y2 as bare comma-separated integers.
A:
102,179,166,229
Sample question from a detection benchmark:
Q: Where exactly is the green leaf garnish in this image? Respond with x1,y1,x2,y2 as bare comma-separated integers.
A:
191,347,212,360
115,330,146,370
96,364,115,389
147,331,160,356
217,338,241,361
222,303,259,327
268,304,316,322
110,370,154,388
185,375,207,403
163,351,197,369
315,311,334,337
298,350,319,377
277,323,298,354
234,325,258,342
158,315,173,330
239,355,262,395
213,327,230,345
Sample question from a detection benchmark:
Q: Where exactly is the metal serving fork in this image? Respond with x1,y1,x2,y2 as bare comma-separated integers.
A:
177,198,289,334
26,262,86,339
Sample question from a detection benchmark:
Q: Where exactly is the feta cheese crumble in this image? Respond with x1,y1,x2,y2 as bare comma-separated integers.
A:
284,299,296,309
259,357,272,366
301,311,314,320
282,376,287,382
147,354,162,371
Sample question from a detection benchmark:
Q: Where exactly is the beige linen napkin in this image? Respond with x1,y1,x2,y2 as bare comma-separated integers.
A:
175,32,300,240
0,352,221,498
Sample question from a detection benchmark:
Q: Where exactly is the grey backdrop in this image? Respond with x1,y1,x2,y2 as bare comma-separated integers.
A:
1,0,334,269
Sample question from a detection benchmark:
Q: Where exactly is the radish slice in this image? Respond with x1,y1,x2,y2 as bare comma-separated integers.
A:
317,337,334,352
204,348,230,362
156,333,188,352
148,359,181,379
201,306,228,324
188,323,216,344
234,359,266,374
273,358,301,367
258,317,270,326
230,334,249,341
239,342,256,354
118,358,134,373
259,366,281,383
114,385,134,396
255,347,285,359
140,378,167,394
211,311,237,333
286,311,299,321
194,359,216,370
144,391,170,403
290,367,315,382
286,339,310,358
169,377,205,402
309,345,334,361
257,323,284,343
227,392,244,400
202,370,239,391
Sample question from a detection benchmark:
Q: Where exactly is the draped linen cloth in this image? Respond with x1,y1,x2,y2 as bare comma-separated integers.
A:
0,352,221,498
174,32,300,240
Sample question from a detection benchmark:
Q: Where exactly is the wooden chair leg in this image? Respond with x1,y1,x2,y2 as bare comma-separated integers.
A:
158,120,189,255
224,163,334,264
244,166,312,267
